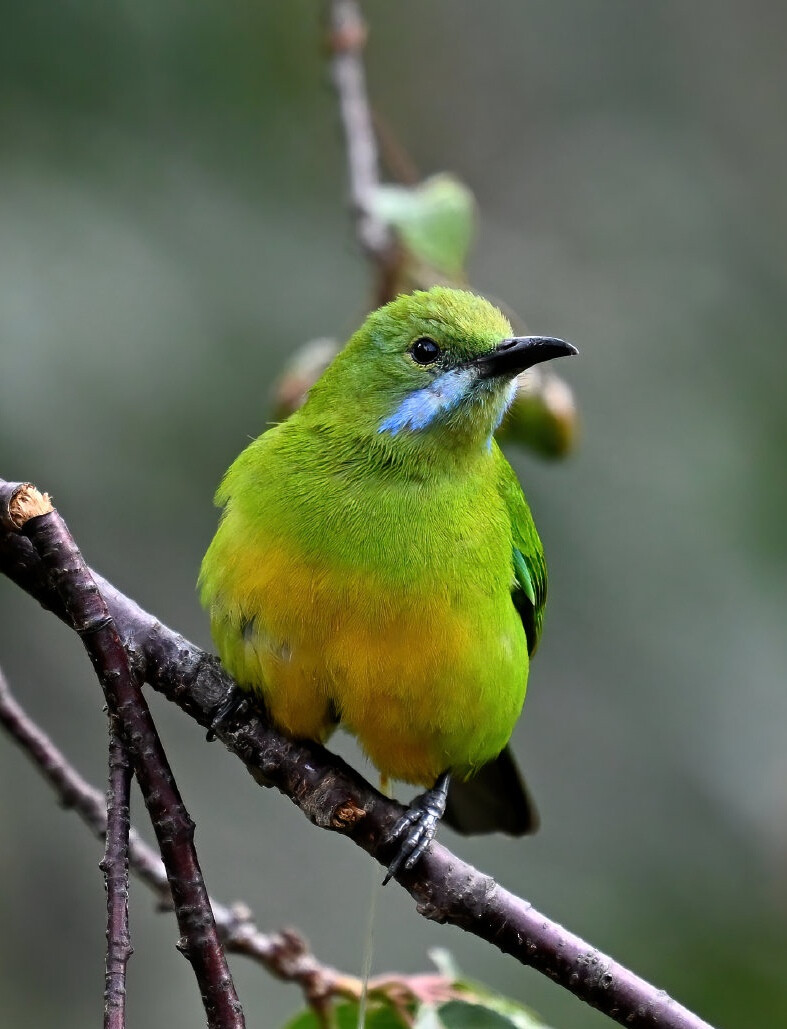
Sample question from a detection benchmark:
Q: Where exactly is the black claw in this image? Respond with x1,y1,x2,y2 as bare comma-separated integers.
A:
382,772,451,885
404,825,434,870
206,684,249,741
388,808,420,840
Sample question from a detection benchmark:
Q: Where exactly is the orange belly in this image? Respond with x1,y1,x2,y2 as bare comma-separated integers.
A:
210,538,528,787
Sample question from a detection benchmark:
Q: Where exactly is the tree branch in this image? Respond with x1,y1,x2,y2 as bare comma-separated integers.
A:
325,0,401,304
0,478,715,1029
0,664,443,1016
1,482,244,1029
101,721,133,1029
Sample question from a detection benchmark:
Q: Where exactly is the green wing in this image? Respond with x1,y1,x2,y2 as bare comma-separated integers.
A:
442,449,545,838
495,446,547,656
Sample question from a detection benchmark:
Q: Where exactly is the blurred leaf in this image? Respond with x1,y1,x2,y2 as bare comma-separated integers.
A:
435,1001,520,1028
282,1000,409,1029
496,369,578,459
426,951,553,1029
427,948,462,981
449,996,550,1029
282,1011,317,1029
281,958,552,1029
413,1006,445,1029
271,337,339,421
370,174,476,278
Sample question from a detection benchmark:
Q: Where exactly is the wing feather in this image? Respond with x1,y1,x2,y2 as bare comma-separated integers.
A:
495,446,547,656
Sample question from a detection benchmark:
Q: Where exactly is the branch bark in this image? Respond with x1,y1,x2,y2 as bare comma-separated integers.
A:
1,482,244,1029
101,722,133,1029
0,479,715,1029
325,0,401,304
0,665,362,1013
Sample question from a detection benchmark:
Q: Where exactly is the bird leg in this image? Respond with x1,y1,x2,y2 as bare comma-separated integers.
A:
205,683,249,741
382,771,451,885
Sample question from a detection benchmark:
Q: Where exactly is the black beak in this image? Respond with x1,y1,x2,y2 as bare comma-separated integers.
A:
472,336,578,379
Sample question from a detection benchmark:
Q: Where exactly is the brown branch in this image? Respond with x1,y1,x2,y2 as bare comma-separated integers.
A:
0,664,414,1015
1,483,244,1029
325,0,401,304
0,664,171,900
100,721,133,1029
0,478,715,1029
0,665,453,1027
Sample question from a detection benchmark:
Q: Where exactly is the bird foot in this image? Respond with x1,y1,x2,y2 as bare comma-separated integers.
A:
382,772,451,885
206,684,249,741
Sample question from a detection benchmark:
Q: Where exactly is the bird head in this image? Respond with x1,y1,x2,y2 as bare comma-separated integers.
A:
304,287,576,459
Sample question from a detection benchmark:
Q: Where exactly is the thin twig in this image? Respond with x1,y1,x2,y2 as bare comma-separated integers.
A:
0,665,171,899
101,721,133,1029
0,479,715,1029
1,483,245,1029
325,0,401,303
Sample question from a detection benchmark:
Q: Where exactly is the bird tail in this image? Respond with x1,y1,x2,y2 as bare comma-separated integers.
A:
443,745,539,836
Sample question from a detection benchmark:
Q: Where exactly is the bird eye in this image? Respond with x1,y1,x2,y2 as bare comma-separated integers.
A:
410,337,441,365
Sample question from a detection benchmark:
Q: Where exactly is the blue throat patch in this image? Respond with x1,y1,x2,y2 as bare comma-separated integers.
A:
378,369,475,435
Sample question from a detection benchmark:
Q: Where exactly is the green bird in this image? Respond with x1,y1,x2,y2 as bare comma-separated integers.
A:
199,287,576,879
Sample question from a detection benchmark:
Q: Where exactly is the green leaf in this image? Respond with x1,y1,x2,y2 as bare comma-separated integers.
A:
281,1010,318,1029
413,1006,446,1029
441,995,552,1029
435,1000,521,1028
427,949,552,1029
370,174,476,277
282,1000,410,1029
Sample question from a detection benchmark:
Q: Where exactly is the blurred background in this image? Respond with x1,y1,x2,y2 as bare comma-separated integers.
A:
1,1,786,1026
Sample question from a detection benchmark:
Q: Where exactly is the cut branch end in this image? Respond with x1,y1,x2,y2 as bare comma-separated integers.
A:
1,482,53,530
